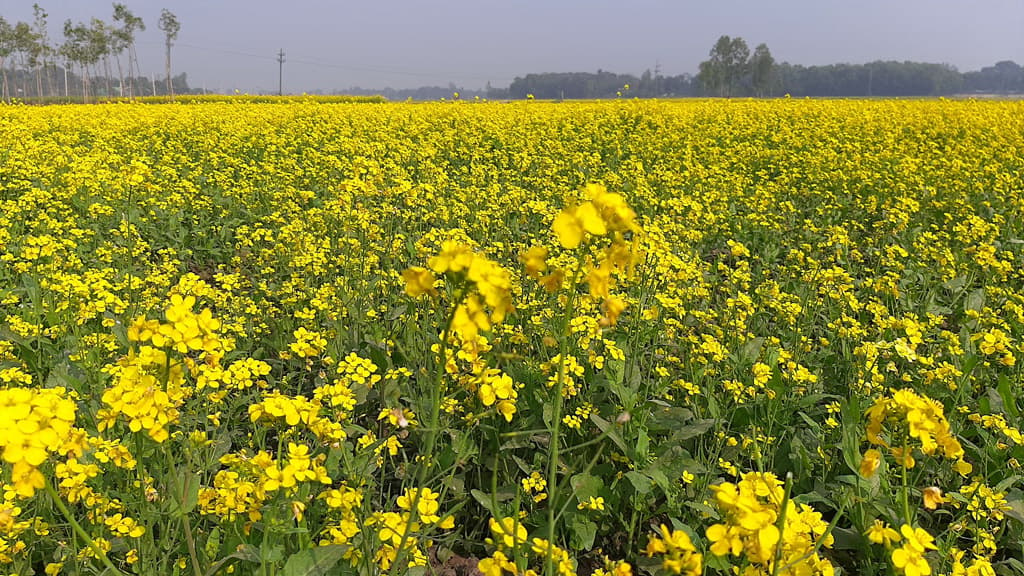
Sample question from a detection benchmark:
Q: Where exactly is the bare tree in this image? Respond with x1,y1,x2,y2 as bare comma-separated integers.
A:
61,20,93,100
87,18,111,97
112,3,144,98
30,4,52,98
157,9,179,98
0,17,12,101
12,21,34,98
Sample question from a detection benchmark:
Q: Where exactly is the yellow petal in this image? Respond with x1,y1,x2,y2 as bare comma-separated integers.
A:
552,210,584,249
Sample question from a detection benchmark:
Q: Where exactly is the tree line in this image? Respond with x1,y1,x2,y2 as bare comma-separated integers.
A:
0,3,192,102
506,36,1023,100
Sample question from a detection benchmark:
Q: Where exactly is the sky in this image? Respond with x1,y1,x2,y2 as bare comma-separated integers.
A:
3,0,1022,93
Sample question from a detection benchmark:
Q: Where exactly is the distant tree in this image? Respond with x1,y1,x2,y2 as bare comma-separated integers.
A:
12,21,36,97
750,43,774,97
61,19,104,100
88,18,112,96
963,60,1023,93
699,35,750,97
112,3,145,98
158,8,179,98
61,20,87,99
638,68,654,97
770,60,964,97
30,4,53,98
0,17,13,100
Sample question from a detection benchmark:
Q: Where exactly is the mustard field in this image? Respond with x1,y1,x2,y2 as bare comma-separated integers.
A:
1,98,1023,576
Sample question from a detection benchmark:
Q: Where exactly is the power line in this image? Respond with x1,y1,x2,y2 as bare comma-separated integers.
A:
141,39,514,83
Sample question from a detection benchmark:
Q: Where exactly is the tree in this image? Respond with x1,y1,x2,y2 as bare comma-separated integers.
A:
12,21,36,98
0,17,12,101
698,35,751,97
750,43,774,97
87,18,111,96
112,3,144,98
61,19,99,100
158,8,179,99
31,4,52,98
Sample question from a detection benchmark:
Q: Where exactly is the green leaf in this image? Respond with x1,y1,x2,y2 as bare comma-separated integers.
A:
633,427,650,462
203,545,260,576
167,470,202,518
204,526,222,562
625,471,652,495
830,527,863,550
471,489,497,516
1005,499,1024,524
570,516,597,551
943,275,967,292
994,476,1021,493
651,445,700,479
965,288,986,313
645,468,670,492
570,473,604,502
999,375,1020,417
706,392,721,419
648,407,694,432
739,337,765,363
706,553,732,571
261,543,284,564
840,396,863,476
980,394,992,415
591,414,628,453
996,557,1024,576
669,419,717,443
797,411,822,432
281,545,348,576
683,500,718,519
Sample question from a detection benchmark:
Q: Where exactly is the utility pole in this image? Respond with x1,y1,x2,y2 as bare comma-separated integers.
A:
277,49,285,96
654,59,661,96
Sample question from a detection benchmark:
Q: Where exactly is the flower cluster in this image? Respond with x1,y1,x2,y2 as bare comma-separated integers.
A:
545,184,642,325
551,184,638,250
705,472,834,575
644,524,702,576
0,387,79,497
128,294,225,357
476,368,519,422
289,327,327,359
406,240,514,340
98,346,185,443
366,487,454,570
248,392,347,444
867,524,937,576
480,517,576,576
864,389,969,473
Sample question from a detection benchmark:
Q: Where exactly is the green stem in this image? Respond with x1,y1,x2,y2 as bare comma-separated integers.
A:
46,481,125,576
391,289,461,573
770,472,794,576
126,181,136,319
900,439,912,526
164,444,204,576
545,256,585,576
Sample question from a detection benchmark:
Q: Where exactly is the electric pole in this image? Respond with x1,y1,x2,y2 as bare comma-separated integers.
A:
277,49,285,96
654,60,661,96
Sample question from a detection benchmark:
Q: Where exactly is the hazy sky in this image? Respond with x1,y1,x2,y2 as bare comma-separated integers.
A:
4,1,1022,93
